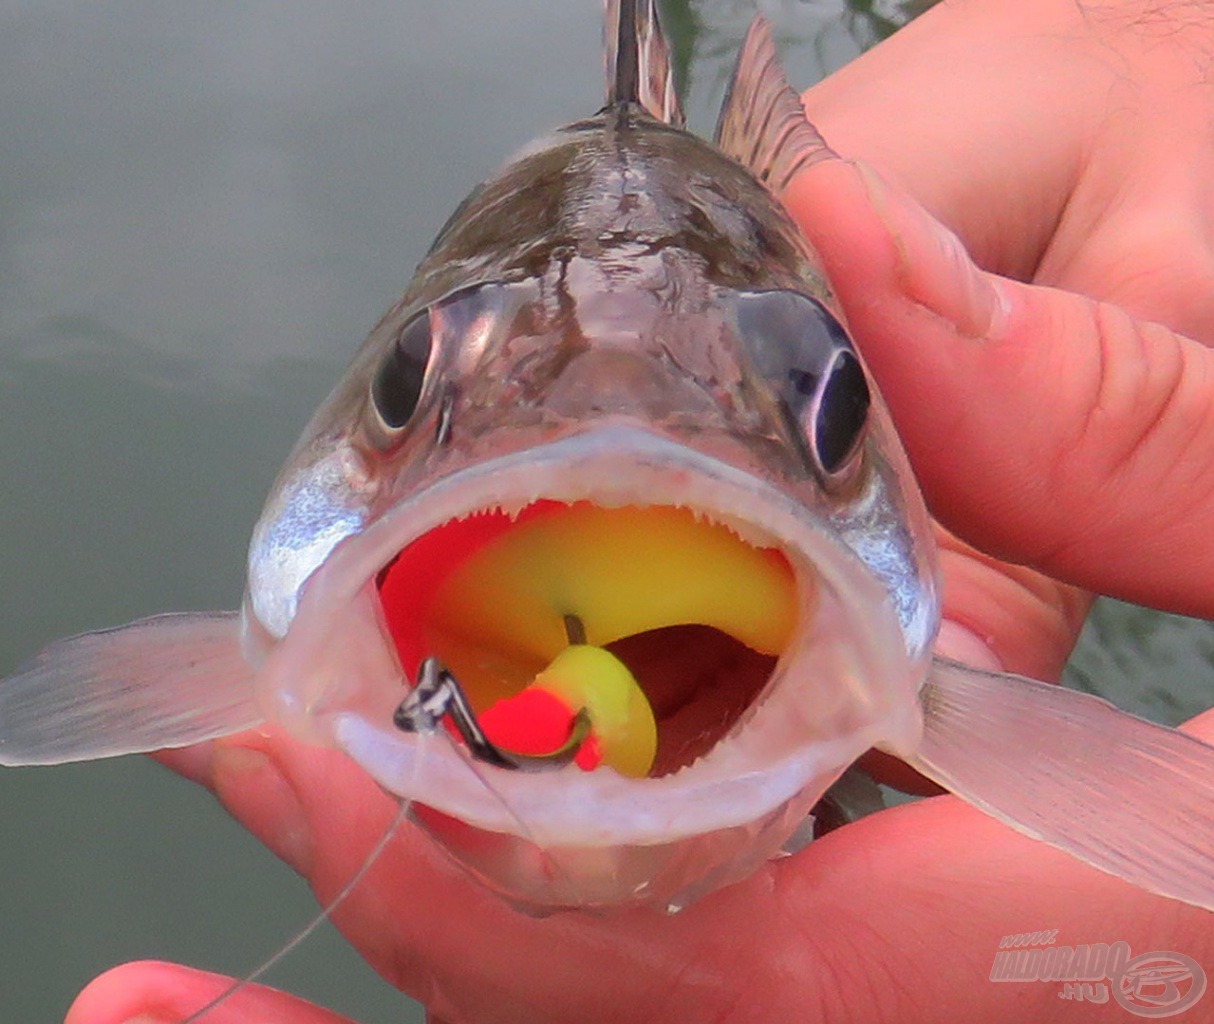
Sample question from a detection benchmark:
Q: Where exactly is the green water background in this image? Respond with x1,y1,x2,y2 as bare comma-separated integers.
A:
1,2,1211,1021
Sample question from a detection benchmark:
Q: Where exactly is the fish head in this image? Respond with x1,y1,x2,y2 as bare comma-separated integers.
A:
241,12,939,911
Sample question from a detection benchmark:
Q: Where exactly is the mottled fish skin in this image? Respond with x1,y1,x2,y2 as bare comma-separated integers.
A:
332,115,829,440
304,113,831,456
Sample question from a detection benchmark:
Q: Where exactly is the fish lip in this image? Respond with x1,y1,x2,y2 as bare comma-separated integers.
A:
249,423,924,845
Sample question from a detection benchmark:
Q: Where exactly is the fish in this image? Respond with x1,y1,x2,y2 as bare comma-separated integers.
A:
4,0,1214,924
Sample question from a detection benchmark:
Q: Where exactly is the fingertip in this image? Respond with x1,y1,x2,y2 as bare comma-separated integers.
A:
207,736,316,878
784,154,1011,345
151,741,217,788
781,156,896,310
66,961,357,1024
934,619,1004,672
66,961,216,1024
852,160,1011,341
155,728,333,881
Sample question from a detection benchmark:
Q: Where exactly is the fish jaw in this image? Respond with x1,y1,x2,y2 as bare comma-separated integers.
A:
243,424,926,911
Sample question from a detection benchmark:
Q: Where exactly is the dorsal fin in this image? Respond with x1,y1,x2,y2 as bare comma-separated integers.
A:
604,0,684,126
715,16,832,192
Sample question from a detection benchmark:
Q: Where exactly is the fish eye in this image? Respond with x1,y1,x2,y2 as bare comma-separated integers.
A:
371,309,433,431
812,348,869,474
736,290,871,479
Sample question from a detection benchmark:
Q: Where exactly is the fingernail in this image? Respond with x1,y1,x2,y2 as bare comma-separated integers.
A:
935,620,1005,671
855,160,1010,341
211,742,314,875
154,739,216,787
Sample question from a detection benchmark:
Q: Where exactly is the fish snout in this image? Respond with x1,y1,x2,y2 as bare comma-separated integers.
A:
539,346,729,425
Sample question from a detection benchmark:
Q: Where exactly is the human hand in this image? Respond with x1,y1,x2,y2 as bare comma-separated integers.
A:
64,1,1214,1022
791,0,1214,793
794,0,1214,621
65,710,1214,1024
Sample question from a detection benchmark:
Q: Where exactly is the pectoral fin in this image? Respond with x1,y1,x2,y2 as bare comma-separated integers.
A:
909,655,1214,912
0,611,262,766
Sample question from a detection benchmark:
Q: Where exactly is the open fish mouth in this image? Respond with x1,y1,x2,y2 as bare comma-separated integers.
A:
377,499,795,779
252,427,922,863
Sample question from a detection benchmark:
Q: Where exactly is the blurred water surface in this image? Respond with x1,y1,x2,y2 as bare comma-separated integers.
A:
1,2,1211,1022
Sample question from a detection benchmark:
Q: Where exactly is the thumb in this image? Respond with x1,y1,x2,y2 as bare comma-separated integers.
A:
783,158,1214,618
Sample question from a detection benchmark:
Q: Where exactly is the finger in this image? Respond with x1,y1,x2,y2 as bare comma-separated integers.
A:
933,524,1091,682
155,721,1214,1024
802,0,1102,280
783,158,1214,618
65,960,357,1024
806,0,1214,348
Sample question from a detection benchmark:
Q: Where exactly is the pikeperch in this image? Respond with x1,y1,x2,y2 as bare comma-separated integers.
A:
4,0,1214,918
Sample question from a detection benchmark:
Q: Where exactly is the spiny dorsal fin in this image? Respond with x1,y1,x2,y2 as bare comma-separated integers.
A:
715,16,832,192
604,0,684,126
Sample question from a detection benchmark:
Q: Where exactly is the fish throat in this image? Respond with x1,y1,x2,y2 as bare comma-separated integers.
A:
377,501,800,777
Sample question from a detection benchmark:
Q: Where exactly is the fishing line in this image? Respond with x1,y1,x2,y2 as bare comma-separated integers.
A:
176,668,571,1022
176,728,431,1024
435,724,580,896
396,655,580,894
